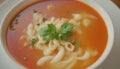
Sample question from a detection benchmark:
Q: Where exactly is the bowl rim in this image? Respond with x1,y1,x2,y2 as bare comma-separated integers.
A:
0,0,114,69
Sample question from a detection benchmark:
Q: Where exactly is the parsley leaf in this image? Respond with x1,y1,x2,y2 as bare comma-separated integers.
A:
59,23,74,40
61,23,74,33
31,38,37,45
59,31,71,40
39,23,74,42
39,24,58,42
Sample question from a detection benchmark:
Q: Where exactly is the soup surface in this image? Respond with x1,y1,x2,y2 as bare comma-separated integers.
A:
7,0,108,69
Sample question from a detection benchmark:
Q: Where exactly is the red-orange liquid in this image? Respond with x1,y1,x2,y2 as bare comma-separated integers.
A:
7,0,108,69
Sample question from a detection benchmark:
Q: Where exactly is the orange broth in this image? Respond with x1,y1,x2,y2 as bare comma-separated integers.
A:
6,0,108,69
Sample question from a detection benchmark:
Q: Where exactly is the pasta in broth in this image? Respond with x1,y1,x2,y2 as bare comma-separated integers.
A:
23,11,98,69
7,0,108,69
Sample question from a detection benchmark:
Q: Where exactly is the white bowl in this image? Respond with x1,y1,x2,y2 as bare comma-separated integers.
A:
0,0,114,69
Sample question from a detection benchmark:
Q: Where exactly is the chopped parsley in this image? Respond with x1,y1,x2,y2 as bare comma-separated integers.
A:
76,42,81,48
31,38,37,45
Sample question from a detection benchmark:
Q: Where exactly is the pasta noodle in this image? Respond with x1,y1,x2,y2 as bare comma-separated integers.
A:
49,39,59,48
76,50,91,60
27,24,34,37
50,46,65,63
44,39,60,55
33,12,43,24
37,56,53,66
72,14,82,21
65,60,77,69
54,54,76,68
83,18,91,27
65,42,75,52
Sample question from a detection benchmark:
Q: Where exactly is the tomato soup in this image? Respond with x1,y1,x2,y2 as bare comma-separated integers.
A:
6,0,108,69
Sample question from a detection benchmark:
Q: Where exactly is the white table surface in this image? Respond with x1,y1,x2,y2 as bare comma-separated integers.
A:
0,0,120,69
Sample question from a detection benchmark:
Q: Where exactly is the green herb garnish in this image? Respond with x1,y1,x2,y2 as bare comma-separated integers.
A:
39,24,58,42
31,38,37,45
59,23,74,40
61,23,74,32
39,23,74,42
76,42,81,48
